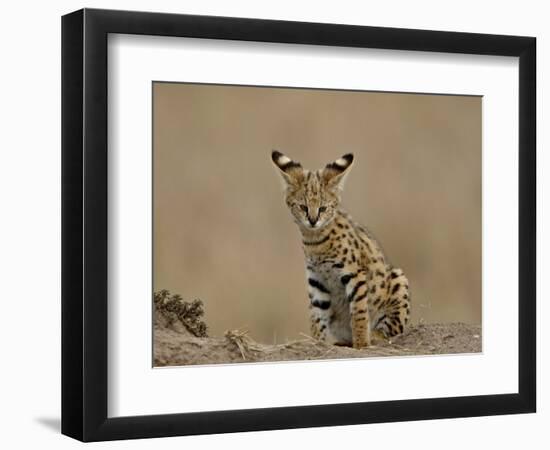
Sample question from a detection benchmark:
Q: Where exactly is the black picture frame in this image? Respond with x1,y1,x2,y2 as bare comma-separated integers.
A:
61,8,536,442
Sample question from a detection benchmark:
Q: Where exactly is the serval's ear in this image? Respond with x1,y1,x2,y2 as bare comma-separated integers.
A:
321,153,354,191
271,150,304,187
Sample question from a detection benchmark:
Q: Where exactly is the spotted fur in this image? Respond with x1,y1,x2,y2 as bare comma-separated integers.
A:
272,150,411,348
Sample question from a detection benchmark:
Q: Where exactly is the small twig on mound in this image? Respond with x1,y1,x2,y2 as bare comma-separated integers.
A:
224,329,263,360
298,332,321,343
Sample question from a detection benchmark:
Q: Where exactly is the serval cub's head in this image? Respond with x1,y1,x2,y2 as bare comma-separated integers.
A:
271,150,354,230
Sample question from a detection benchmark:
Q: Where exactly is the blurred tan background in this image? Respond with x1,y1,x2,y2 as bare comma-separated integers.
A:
153,82,481,344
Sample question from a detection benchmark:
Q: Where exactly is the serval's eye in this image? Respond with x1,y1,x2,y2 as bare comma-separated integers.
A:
319,206,327,213
299,204,308,212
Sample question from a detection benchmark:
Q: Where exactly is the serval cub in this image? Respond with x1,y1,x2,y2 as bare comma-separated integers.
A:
272,150,410,349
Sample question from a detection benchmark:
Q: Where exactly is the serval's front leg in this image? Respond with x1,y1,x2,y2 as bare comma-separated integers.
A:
342,269,370,348
306,275,332,342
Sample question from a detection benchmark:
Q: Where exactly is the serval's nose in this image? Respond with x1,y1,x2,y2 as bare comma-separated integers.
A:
308,216,318,226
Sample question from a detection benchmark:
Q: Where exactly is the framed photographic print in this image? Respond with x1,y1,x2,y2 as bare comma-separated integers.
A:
61,8,536,442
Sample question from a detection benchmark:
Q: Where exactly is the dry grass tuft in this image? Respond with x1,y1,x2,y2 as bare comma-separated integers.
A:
154,289,208,337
